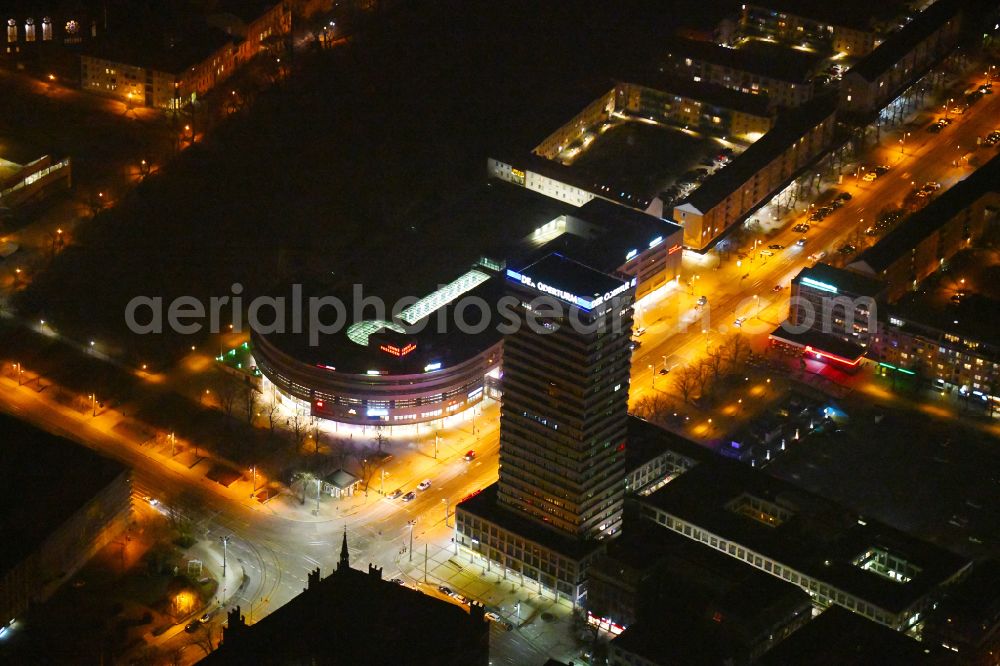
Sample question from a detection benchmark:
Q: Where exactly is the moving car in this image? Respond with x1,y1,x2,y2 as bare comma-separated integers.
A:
808,250,827,262
402,491,416,502
417,479,432,491
793,223,810,233
696,295,708,307
986,131,1000,146
796,237,808,247
463,450,476,461
772,284,783,292
733,317,747,328
767,244,785,250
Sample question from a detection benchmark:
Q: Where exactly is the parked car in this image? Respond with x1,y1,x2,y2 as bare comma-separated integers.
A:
808,250,827,262
835,191,852,201
793,223,810,233
767,244,785,250
438,585,454,595
873,165,890,176
862,171,878,182
837,244,857,255
417,479,432,491
831,199,844,209
733,317,747,327
402,491,416,502
759,250,774,257
387,489,403,500
390,578,406,585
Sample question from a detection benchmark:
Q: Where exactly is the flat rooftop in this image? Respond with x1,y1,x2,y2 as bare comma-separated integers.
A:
85,24,234,74
625,415,715,473
622,72,774,117
745,0,912,34
851,152,1000,276
568,120,713,206
678,94,837,219
888,284,1000,351
604,524,810,664
0,413,128,578
758,606,948,665
640,459,970,614
510,251,628,308
793,263,885,299
0,135,49,169
666,38,824,84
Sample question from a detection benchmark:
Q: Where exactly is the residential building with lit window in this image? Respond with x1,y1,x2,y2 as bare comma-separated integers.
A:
849,152,1000,301
1,414,132,630
615,75,774,138
638,459,971,632
79,1,289,109
839,0,963,116
455,252,635,605
672,95,837,250
739,0,914,57
662,38,823,109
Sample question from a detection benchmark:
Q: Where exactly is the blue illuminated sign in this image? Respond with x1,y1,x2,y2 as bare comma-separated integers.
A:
800,277,838,294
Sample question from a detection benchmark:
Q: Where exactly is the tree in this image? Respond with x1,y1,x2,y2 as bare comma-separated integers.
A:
354,451,379,492
291,471,314,505
722,333,752,370
264,393,281,436
631,393,674,426
374,426,386,454
673,365,700,405
705,344,727,384
241,384,260,426
213,373,240,424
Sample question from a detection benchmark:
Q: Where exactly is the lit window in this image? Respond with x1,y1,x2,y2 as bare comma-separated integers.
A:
25,18,35,42
42,17,51,40
7,18,16,43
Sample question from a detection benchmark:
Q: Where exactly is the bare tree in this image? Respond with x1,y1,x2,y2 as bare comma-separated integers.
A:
354,451,379,492
694,359,713,399
291,471,314,505
290,408,307,447
374,426,386,454
705,345,727,384
723,334,752,370
241,384,260,426
213,374,240,424
186,624,217,657
631,393,674,426
264,393,280,436
673,365,700,405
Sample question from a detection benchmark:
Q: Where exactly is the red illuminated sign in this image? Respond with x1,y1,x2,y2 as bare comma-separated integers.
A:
668,243,682,255
804,345,863,367
379,342,417,357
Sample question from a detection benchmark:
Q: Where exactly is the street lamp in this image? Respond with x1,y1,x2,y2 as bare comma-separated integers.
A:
90,393,97,417
13,362,22,386
219,535,232,599
408,519,416,562
249,465,257,497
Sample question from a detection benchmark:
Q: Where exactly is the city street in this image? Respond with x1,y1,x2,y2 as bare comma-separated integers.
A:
628,71,1000,427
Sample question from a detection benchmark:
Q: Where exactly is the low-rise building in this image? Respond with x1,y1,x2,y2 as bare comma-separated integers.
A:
840,0,963,116
616,75,774,137
672,95,837,250
590,522,811,662
849,152,1000,301
1,414,132,629
0,136,71,209
759,606,951,665
739,0,914,57
80,1,290,109
638,458,971,632
662,38,823,109
923,559,1000,661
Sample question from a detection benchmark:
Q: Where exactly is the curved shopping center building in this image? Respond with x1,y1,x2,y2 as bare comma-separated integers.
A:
252,179,682,427
252,268,504,427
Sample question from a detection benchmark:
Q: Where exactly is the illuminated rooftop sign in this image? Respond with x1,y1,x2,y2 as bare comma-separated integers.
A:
648,236,663,249
800,277,838,294
379,342,417,358
424,362,442,372
505,268,633,310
